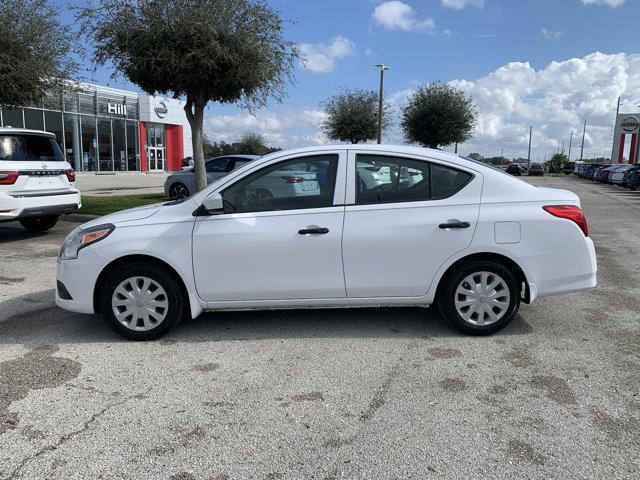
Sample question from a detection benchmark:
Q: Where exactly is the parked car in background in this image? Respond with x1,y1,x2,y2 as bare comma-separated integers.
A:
627,167,640,190
563,162,575,175
528,164,544,176
608,165,632,185
505,164,521,176
620,164,640,187
164,155,259,199
0,128,80,232
56,145,597,341
596,165,616,183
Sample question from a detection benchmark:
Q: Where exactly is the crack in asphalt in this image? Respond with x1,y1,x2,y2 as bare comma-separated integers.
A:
2,389,149,480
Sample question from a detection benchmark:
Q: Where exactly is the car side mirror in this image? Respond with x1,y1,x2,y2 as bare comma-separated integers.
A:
201,193,224,214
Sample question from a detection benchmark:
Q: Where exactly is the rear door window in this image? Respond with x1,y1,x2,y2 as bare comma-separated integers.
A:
206,158,232,173
0,134,64,162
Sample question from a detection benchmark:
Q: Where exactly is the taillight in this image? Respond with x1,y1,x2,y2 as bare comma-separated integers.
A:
65,169,75,183
281,176,305,183
543,205,588,237
0,171,19,185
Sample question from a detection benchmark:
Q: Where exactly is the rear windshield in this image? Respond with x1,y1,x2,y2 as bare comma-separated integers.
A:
0,134,64,162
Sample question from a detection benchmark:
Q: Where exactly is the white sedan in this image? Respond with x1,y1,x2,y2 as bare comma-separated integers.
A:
56,145,597,340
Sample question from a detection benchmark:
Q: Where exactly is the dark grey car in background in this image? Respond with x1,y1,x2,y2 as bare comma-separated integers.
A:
164,155,259,199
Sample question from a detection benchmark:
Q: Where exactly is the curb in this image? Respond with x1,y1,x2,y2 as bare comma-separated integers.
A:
63,213,101,223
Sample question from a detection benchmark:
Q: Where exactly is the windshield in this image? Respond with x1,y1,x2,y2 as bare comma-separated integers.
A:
0,134,64,162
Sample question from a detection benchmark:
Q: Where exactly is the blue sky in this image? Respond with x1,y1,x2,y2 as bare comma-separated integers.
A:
55,0,640,160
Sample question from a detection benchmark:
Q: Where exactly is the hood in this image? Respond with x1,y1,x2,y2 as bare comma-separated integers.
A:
79,202,163,230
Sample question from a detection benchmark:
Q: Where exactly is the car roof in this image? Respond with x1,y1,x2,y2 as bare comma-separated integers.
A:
209,154,260,160
0,127,56,138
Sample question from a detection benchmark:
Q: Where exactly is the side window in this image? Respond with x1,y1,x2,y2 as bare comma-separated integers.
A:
206,158,231,173
431,163,473,200
221,154,339,214
232,159,251,170
356,154,430,205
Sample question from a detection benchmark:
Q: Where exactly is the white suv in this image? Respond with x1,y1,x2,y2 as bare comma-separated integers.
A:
0,128,81,232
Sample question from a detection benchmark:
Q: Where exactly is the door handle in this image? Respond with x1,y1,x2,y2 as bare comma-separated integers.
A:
298,227,329,235
439,221,470,229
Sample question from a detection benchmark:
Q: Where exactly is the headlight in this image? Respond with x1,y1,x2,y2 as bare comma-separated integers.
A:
59,224,115,260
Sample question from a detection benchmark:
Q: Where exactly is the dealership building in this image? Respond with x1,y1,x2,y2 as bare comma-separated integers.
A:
612,113,640,164
0,83,192,172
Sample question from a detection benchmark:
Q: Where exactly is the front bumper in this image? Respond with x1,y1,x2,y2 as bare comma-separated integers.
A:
0,191,81,221
55,245,106,315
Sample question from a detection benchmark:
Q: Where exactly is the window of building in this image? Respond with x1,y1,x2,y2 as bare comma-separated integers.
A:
80,117,97,172
356,155,430,205
126,120,139,171
2,107,23,128
24,109,44,130
112,118,126,171
98,118,112,171
222,155,338,214
64,113,81,170
44,111,63,146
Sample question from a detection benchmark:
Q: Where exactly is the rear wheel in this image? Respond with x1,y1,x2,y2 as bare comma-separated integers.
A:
19,215,59,232
169,182,190,199
438,261,520,335
100,263,188,340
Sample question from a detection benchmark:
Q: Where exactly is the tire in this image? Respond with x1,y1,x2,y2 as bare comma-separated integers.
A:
438,260,520,336
169,182,190,199
19,215,59,232
99,263,189,341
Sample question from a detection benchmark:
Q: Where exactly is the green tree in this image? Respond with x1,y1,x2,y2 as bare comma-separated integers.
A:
77,0,298,189
401,81,476,149
320,88,391,144
467,152,483,161
546,153,568,171
0,0,76,107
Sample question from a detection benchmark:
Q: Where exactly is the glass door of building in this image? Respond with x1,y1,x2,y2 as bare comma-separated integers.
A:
147,147,165,171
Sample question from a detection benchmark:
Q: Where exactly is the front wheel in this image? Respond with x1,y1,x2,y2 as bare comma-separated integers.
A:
19,215,59,232
438,261,520,335
100,263,189,340
169,182,190,199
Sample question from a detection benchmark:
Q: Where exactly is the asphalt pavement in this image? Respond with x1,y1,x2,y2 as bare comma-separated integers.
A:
0,176,638,479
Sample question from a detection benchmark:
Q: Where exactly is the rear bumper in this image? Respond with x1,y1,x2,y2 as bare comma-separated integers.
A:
522,237,597,301
0,191,81,221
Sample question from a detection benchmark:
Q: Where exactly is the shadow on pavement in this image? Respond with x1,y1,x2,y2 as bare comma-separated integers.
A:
0,289,533,345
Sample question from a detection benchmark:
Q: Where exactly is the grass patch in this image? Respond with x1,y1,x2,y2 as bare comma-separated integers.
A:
78,194,166,216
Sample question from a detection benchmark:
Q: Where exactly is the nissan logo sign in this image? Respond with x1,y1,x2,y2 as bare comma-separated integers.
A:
154,101,169,119
620,116,640,132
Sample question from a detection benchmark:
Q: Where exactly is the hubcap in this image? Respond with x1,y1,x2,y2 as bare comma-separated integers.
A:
111,276,169,331
454,271,510,326
172,184,189,199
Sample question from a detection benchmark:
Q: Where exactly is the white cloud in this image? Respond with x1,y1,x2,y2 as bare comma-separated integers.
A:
364,48,376,57
372,1,436,33
204,108,328,149
299,36,356,74
441,0,484,9
540,28,563,40
581,0,626,6
389,52,639,160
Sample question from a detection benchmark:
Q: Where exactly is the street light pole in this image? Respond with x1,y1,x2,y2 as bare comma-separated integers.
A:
373,64,390,144
580,120,587,161
527,126,532,167
568,131,573,161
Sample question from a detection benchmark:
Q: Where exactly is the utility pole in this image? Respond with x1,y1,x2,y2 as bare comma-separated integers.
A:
373,64,390,144
568,131,573,161
527,126,532,167
580,120,587,161
561,139,565,155
616,96,620,115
